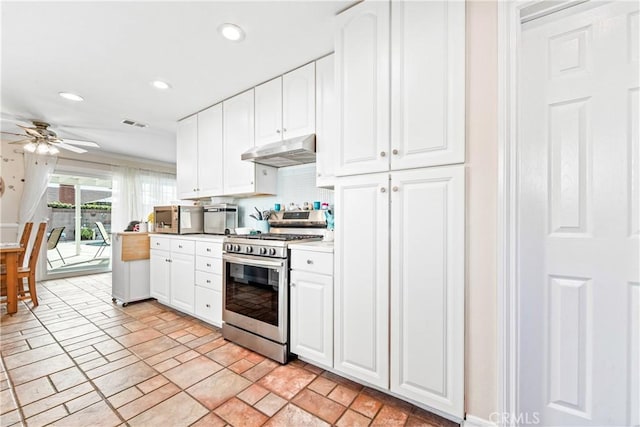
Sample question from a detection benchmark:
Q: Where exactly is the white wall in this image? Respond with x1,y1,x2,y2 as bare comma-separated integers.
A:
465,0,498,421
0,140,25,242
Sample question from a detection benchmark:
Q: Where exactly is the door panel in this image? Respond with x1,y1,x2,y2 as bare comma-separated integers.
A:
170,253,195,315
316,54,337,188
198,104,224,196
334,173,389,387
150,250,170,304
176,115,198,199
390,166,465,417
255,77,283,146
518,3,639,425
390,0,465,170
223,90,256,195
283,63,315,139
335,0,390,176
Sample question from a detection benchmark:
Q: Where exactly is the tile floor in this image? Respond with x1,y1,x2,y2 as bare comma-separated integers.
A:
1,273,457,427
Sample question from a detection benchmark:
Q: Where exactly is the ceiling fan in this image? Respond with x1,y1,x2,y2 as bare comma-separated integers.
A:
1,120,100,154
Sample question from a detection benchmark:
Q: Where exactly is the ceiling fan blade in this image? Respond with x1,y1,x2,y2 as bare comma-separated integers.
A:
0,131,27,137
54,142,87,154
8,139,33,145
57,138,100,148
17,125,44,138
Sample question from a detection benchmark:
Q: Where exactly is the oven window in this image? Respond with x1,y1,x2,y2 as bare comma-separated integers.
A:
225,261,280,326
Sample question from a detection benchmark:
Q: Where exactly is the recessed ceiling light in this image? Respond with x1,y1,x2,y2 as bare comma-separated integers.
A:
218,23,245,42
58,92,84,102
151,80,171,90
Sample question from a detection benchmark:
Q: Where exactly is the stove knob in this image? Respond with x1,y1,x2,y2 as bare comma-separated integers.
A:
245,246,253,254
269,248,277,256
234,245,241,252
225,243,232,251
259,247,267,255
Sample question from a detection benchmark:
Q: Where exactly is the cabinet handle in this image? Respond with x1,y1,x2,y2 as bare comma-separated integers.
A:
250,181,254,185
178,245,183,248
206,248,211,252
392,149,398,155
392,186,399,192
206,263,211,267
156,242,160,246
283,128,287,132
381,187,387,193
276,129,281,133
380,151,386,157
206,303,211,308
317,173,321,177
206,280,211,284
306,259,313,265
291,283,296,287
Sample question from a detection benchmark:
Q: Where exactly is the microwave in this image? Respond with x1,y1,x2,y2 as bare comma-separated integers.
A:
153,205,203,234
204,204,238,235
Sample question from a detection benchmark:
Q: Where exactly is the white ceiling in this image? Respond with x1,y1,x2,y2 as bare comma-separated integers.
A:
1,1,349,164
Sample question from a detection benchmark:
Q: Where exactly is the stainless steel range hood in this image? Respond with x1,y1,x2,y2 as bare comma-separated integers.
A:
241,134,315,168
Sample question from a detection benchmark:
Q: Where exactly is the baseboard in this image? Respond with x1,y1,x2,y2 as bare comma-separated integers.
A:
464,414,497,427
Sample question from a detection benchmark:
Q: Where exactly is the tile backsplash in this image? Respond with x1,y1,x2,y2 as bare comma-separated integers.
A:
235,164,334,228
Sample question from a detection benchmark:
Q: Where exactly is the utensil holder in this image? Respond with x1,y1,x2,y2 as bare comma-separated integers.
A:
256,220,270,234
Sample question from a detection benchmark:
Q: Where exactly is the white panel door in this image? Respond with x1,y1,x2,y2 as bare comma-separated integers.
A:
176,114,198,199
390,165,465,418
334,173,389,388
335,0,390,176
223,89,256,195
150,250,170,304
290,270,333,368
170,252,195,315
390,0,465,170
197,104,224,196
316,54,337,188
519,3,639,426
255,77,283,146
283,62,315,140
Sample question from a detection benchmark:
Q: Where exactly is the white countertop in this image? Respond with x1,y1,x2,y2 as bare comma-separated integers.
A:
289,240,334,253
149,233,225,242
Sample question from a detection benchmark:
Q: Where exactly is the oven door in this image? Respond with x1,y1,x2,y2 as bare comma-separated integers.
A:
222,253,288,344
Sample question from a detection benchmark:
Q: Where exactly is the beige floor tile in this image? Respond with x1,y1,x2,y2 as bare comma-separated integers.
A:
128,336,179,359
108,387,143,408
128,392,207,426
237,383,269,405
0,388,18,414
136,375,168,394
254,392,287,417
263,403,330,427
92,361,157,397
163,355,223,389
64,390,102,414
0,408,22,426
25,404,68,427
190,412,227,427
3,343,64,370
14,377,56,406
117,382,180,420
8,354,75,386
186,368,251,410
21,382,93,418
51,400,121,427
115,328,163,347
292,388,347,424
84,354,139,379
214,397,268,427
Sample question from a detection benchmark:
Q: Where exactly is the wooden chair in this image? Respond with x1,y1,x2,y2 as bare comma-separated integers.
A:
18,222,33,266
15,223,47,307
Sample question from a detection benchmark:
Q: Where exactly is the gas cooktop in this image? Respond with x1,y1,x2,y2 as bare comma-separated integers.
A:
224,233,323,258
228,233,323,241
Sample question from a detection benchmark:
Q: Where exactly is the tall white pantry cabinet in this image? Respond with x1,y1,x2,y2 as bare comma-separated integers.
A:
334,0,466,419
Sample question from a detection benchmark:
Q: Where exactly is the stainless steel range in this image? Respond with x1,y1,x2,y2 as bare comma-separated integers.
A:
222,210,326,363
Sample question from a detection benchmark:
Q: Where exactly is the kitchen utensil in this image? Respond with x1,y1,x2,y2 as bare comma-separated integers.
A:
262,210,271,220
313,201,321,210
249,214,259,221
254,207,263,220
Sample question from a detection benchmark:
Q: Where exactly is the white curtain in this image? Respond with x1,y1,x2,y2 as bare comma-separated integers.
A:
112,166,176,232
18,152,57,230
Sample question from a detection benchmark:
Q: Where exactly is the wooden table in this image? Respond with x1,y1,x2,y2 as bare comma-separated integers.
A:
1,244,25,315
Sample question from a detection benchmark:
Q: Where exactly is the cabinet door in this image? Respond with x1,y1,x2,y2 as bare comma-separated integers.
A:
197,104,224,196
390,166,465,417
335,0,390,176
150,250,171,304
176,115,199,199
282,62,315,140
255,77,283,146
290,270,333,368
334,173,389,388
195,286,222,327
170,252,195,314
390,1,465,170
223,89,256,195
315,54,336,188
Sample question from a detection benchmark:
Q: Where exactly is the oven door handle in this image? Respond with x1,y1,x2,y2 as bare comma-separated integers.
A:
223,254,286,269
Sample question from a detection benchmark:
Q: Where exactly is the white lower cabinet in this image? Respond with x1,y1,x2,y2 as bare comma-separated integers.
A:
149,235,223,326
290,248,334,368
335,165,465,418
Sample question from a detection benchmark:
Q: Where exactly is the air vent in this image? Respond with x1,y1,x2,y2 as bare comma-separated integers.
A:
121,119,148,128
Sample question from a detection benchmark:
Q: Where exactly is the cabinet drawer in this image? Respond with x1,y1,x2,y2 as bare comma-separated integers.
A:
171,239,195,254
196,241,223,258
195,256,222,275
195,270,222,291
291,250,333,275
194,286,222,326
150,236,170,251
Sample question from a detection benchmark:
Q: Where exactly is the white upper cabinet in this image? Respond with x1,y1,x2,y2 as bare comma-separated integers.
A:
315,54,337,188
334,0,465,176
223,89,277,196
282,62,315,139
176,104,224,200
255,77,283,146
335,0,390,176
390,0,465,169
197,104,224,196
176,114,199,199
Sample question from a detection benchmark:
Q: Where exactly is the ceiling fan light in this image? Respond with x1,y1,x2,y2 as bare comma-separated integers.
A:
36,143,50,154
218,23,245,42
24,142,37,153
59,92,84,102
151,80,171,90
